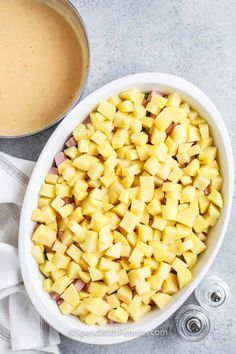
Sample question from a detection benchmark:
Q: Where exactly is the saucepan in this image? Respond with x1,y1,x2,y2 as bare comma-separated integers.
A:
19,73,234,344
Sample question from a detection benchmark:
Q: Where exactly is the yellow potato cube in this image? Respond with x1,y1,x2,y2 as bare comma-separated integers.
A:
98,140,117,158
183,251,197,269
120,89,144,103
199,146,217,164
193,215,209,233
128,247,144,268
67,262,81,279
146,102,161,115
152,292,172,309
171,257,188,272
59,301,74,315
106,294,121,308
82,231,98,253
117,285,132,304
55,184,71,198
161,205,178,221
156,262,171,279
51,196,65,211
208,189,223,208
168,167,183,183
187,125,201,142
176,207,197,228
58,204,74,218
171,124,187,143
129,304,151,321
143,157,160,175
66,244,82,263
120,211,139,233
162,226,178,244
42,278,53,293
148,275,164,291
82,253,99,268
193,175,210,190
166,92,181,107
105,243,121,259
183,159,200,177
185,233,206,255
88,267,103,282
181,185,196,203
52,276,72,294
155,107,186,131
210,175,223,192
99,257,120,271
61,284,80,307
88,282,108,298
31,208,44,223
108,95,122,106
208,203,221,219
97,100,116,120
162,273,178,294
130,199,145,218
39,183,55,198
31,245,45,264
152,216,167,231
127,295,142,314
139,176,154,202
131,132,148,146
118,269,129,285
138,224,153,242
87,298,110,316
135,280,151,296
32,224,57,247
117,100,134,113
177,268,192,289
73,154,98,171
113,307,129,323
136,240,153,258
150,93,168,108
90,213,108,232
52,253,70,269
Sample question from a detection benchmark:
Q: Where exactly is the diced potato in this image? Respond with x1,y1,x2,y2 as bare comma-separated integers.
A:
31,245,45,264
120,211,139,233
61,284,80,307
183,251,197,269
152,293,172,309
208,189,223,208
33,89,223,326
162,273,178,294
156,262,171,279
52,276,73,294
97,100,116,120
59,301,74,315
87,298,110,316
32,224,57,247
177,268,192,289
89,282,108,298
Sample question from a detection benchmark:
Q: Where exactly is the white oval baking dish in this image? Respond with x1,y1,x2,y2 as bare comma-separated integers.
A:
19,73,234,345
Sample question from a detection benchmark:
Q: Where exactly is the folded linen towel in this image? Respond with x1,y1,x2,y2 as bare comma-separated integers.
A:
0,152,61,354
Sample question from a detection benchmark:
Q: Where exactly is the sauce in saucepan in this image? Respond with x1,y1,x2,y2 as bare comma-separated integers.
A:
0,0,87,136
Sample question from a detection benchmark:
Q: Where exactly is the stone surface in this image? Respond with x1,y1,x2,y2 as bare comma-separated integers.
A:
0,0,235,353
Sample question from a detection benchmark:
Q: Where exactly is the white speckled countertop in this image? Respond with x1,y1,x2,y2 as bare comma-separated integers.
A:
0,0,235,353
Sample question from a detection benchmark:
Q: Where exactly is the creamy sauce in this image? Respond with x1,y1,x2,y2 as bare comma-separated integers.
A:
0,0,87,136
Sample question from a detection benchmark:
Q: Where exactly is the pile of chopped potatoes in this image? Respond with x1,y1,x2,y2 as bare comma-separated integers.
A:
31,89,223,326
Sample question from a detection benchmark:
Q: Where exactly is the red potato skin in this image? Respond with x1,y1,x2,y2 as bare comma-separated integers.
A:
50,292,61,301
54,152,66,167
165,122,177,136
49,167,58,175
65,137,77,148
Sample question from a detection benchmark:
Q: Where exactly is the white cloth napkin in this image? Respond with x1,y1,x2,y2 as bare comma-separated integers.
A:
0,152,61,354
